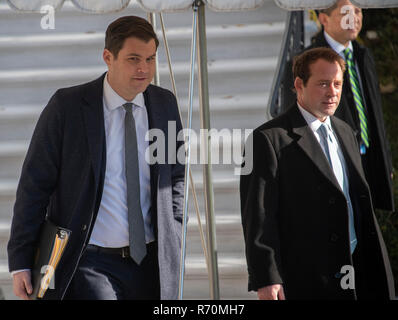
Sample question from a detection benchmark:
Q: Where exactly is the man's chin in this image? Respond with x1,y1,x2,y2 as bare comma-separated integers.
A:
131,83,150,94
346,30,360,41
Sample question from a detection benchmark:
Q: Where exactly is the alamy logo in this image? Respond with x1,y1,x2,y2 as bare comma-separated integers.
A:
40,264,55,290
145,122,253,175
340,5,356,30
340,265,355,290
40,5,55,30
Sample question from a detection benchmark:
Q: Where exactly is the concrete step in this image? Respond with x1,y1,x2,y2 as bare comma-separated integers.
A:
0,260,11,287
183,253,255,299
0,221,10,262
0,22,285,70
186,212,245,255
0,22,284,49
0,180,17,223
0,141,27,180
0,57,277,84
0,57,276,106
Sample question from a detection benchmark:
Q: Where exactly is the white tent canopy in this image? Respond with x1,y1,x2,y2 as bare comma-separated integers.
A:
275,0,398,10
6,0,398,13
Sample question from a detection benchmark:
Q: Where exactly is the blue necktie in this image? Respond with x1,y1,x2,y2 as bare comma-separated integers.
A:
318,124,357,253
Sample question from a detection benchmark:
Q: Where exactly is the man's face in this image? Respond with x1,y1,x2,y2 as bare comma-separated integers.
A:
295,59,343,122
103,37,157,101
320,0,362,46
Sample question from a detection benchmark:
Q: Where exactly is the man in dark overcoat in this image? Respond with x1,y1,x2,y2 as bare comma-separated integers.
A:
241,47,395,300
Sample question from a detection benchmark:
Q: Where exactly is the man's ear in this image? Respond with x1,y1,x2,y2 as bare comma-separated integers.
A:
318,12,328,28
103,49,113,67
294,77,303,93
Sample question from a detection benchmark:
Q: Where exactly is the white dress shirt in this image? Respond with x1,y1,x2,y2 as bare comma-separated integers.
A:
89,74,155,248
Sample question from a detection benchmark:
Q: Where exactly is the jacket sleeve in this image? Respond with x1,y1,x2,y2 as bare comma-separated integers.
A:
7,91,64,272
240,129,283,291
168,92,185,221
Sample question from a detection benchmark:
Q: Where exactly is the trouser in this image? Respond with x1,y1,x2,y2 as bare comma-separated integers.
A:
64,242,160,300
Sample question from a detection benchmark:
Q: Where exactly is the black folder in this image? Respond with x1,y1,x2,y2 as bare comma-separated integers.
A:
29,220,71,299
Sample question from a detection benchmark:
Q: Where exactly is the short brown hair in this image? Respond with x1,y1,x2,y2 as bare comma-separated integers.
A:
292,47,346,86
105,16,159,58
318,2,339,16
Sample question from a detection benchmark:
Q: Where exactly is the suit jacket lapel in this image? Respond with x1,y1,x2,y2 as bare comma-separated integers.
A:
81,73,106,187
288,105,342,191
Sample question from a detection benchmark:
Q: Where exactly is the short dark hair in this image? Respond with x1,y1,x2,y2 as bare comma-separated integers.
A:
318,2,339,16
105,16,159,58
293,47,346,86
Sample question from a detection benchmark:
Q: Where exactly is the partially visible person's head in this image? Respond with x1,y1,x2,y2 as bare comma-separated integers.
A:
318,0,362,47
293,48,345,121
103,16,159,101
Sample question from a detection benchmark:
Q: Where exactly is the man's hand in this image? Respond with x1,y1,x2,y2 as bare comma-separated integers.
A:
13,270,33,300
257,284,285,300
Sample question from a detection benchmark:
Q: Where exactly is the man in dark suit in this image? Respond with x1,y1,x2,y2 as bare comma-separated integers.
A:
240,47,395,300
280,0,394,212
8,16,185,300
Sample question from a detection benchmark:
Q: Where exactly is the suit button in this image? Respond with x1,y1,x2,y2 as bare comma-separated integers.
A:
329,197,336,205
82,224,87,231
330,233,339,242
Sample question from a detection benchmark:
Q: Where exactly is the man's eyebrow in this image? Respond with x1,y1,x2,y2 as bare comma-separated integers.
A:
126,53,156,58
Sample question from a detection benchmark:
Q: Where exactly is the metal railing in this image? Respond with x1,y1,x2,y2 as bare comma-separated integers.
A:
268,10,305,118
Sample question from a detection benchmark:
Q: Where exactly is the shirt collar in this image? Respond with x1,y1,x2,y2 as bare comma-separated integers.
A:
297,102,332,133
323,31,354,59
103,73,145,111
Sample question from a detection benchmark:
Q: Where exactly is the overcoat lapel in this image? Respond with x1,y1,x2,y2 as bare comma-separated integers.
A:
331,118,368,188
288,106,342,192
80,74,106,188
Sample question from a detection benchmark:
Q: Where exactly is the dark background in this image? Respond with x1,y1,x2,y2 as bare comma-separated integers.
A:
361,8,398,295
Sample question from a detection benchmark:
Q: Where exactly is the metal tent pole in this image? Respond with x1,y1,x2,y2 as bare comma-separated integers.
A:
178,4,198,300
195,0,220,300
159,12,210,269
147,12,160,86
